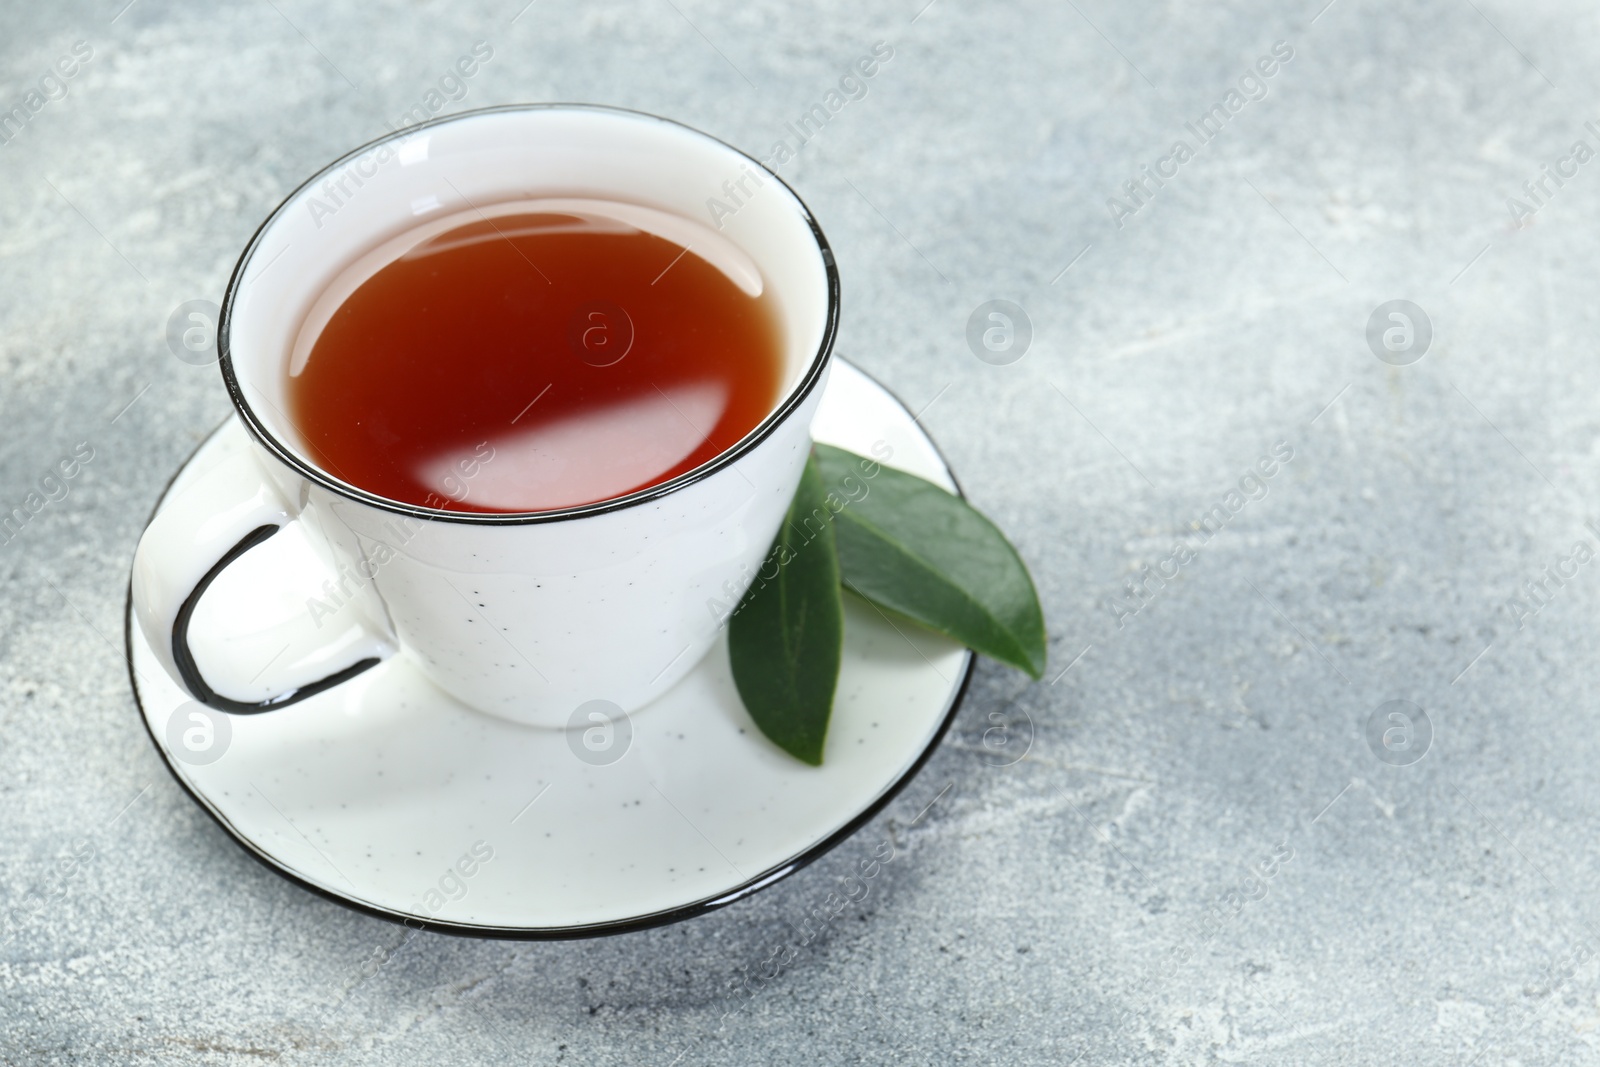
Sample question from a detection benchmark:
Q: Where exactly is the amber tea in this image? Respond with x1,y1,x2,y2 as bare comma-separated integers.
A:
287,202,784,512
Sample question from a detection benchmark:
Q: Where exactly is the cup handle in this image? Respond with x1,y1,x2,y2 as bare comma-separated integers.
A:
131,432,391,712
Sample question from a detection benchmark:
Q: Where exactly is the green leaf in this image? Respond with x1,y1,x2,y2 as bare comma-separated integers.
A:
727,453,844,766
813,443,1047,679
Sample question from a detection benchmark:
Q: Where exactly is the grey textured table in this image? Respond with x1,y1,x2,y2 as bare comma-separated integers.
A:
3,0,1598,1062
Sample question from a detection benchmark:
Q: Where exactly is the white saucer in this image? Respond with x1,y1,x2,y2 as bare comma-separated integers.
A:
126,360,973,937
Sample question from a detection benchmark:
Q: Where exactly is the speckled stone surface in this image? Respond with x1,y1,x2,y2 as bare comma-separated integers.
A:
4,0,1600,1062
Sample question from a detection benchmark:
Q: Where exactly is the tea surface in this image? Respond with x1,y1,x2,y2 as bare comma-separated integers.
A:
287,205,783,512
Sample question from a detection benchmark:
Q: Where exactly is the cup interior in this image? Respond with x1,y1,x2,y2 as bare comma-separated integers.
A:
221,104,836,517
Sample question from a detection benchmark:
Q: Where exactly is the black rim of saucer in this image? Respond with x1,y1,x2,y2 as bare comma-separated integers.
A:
125,362,978,940
217,102,841,526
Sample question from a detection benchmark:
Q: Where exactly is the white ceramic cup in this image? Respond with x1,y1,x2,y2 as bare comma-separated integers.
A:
131,104,838,727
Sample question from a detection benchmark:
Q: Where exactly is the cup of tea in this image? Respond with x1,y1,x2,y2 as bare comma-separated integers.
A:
131,104,838,727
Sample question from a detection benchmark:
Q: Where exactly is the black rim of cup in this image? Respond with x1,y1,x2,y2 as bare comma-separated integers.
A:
216,102,842,526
